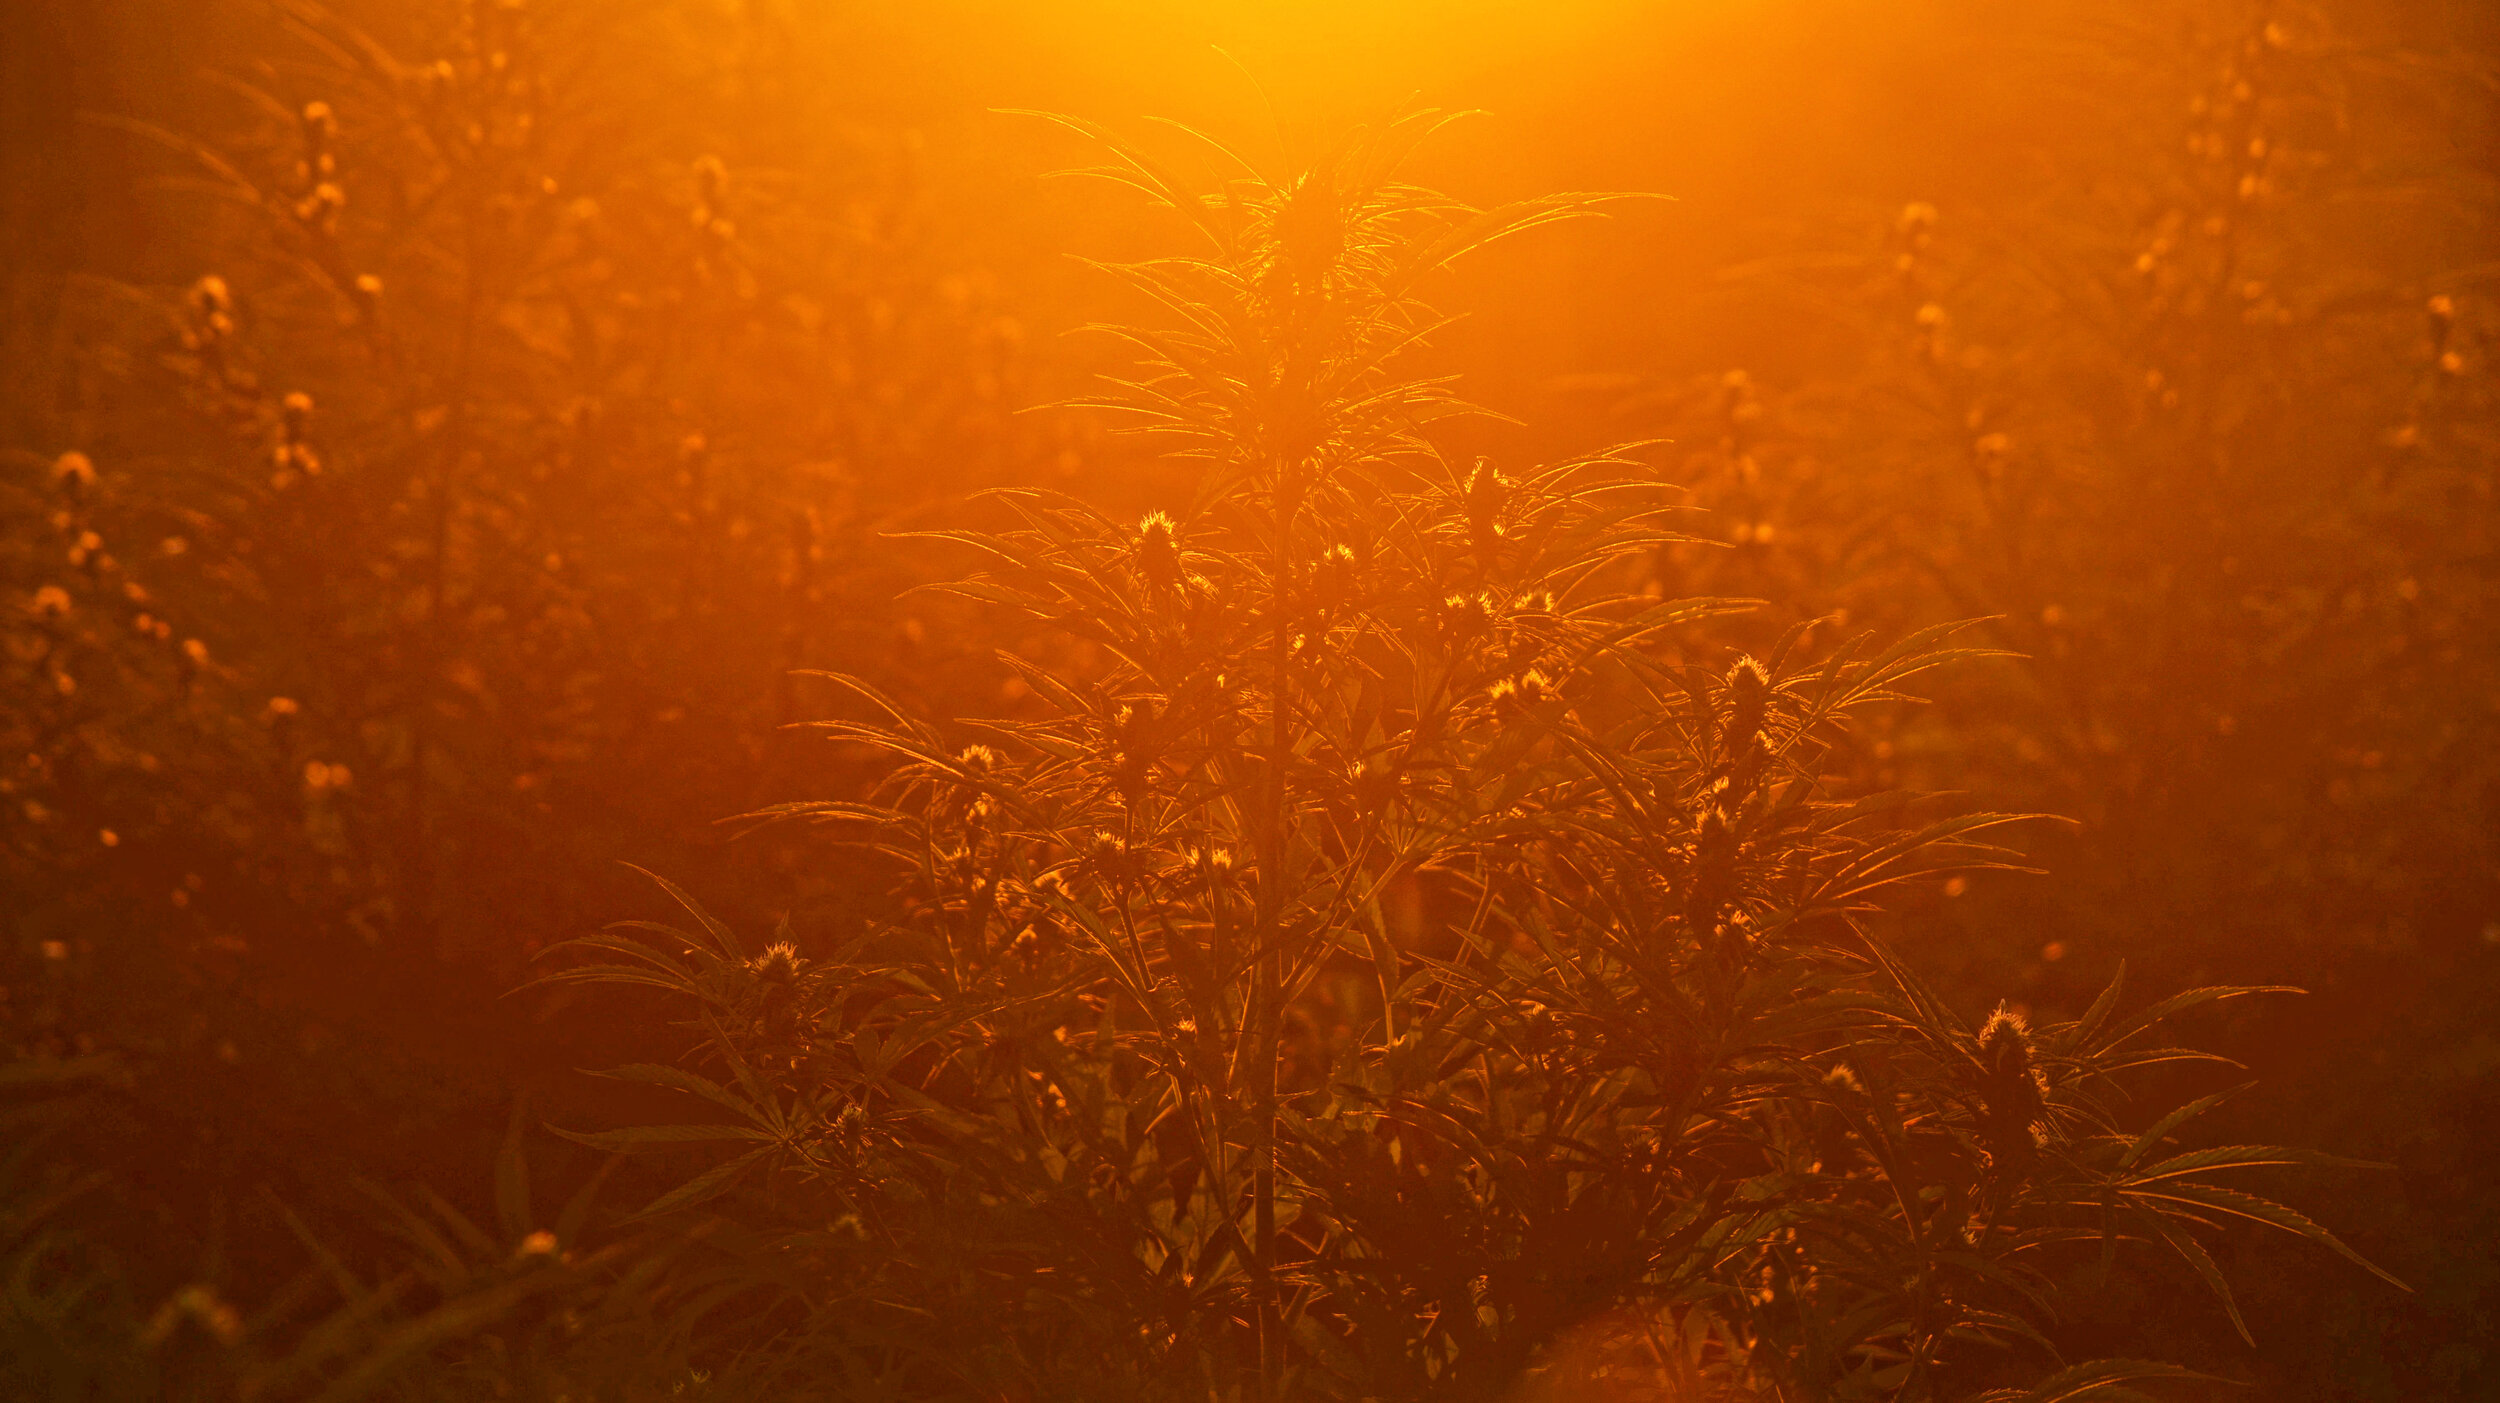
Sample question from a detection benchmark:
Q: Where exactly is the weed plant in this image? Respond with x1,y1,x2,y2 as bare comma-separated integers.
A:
0,1,2456,1395
538,115,2397,1403
1637,2,2496,974
1619,7,2496,1388
3,3,1051,1390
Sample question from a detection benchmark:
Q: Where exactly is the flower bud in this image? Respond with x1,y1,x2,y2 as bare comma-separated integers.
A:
1135,510,1181,588
1725,656,1770,744
1976,1004,2050,1174
1440,591,1493,643
51,451,95,497
1491,668,1552,718
1313,542,1358,608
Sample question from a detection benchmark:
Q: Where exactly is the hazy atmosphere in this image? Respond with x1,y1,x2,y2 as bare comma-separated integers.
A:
3,1,2495,1398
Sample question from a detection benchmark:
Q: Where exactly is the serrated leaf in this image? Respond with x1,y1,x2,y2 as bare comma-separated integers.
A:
627,1145,774,1222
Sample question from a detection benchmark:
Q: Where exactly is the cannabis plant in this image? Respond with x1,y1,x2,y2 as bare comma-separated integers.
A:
1618,11,2489,1379
8,0,1047,982
1637,1,2497,971
550,113,2394,1402
5,1,1053,1392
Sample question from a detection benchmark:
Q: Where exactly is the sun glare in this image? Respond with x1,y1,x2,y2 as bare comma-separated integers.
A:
3,0,2485,1394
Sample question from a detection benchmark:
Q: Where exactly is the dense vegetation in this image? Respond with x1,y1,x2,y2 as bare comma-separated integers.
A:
3,0,2490,1398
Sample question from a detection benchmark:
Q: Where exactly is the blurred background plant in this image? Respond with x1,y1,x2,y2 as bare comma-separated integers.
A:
1611,4,2498,1392
2,0,1079,1387
0,0,2488,1397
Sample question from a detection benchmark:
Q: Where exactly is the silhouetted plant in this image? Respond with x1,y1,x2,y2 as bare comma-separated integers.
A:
1642,2,2497,973
7,0,1048,978
546,113,2396,1403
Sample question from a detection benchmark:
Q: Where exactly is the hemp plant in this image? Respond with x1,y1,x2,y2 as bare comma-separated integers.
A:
548,112,2395,1402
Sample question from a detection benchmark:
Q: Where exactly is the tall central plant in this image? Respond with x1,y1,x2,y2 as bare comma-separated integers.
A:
552,113,2392,1402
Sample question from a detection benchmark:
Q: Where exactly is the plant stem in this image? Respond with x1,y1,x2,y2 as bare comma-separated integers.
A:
1252,445,1302,1397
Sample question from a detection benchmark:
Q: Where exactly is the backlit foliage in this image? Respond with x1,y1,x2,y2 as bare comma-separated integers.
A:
530,116,2394,1402
3,0,2474,1398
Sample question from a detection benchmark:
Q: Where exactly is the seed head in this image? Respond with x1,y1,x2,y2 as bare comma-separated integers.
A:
1492,668,1552,716
190,275,232,317
1114,696,1160,741
1976,1002,2050,1149
1976,1004,2032,1071
748,940,805,983
52,451,96,496
1086,830,1138,884
144,1285,243,1349
1135,510,1181,588
1464,460,1510,560
1440,591,1493,641
1725,655,1770,743
1465,459,1507,511
1693,804,1731,853
1313,542,1358,607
